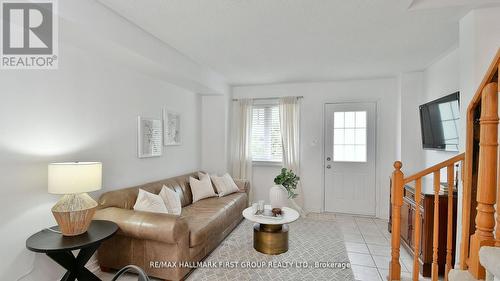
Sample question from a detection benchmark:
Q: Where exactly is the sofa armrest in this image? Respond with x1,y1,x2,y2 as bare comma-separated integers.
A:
94,207,188,244
233,179,250,195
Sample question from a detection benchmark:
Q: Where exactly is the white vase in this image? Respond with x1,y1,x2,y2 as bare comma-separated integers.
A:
269,185,288,209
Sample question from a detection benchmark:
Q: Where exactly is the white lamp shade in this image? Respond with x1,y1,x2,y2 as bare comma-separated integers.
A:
48,162,102,194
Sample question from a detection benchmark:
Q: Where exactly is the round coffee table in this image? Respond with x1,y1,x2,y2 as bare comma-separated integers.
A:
26,220,118,281
242,205,299,255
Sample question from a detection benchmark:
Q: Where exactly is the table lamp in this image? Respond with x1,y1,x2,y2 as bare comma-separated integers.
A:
48,162,102,236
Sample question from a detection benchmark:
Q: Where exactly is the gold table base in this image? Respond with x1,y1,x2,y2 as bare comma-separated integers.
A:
253,223,289,255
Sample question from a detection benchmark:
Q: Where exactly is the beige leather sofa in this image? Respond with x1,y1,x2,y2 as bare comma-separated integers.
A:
93,172,250,281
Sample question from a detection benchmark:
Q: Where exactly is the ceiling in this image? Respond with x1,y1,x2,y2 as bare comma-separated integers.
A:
98,0,500,86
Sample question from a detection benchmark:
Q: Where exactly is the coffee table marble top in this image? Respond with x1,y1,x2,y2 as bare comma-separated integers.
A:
243,205,299,225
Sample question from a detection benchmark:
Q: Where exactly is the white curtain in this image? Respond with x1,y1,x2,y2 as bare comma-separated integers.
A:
279,97,306,216
231,98,254,202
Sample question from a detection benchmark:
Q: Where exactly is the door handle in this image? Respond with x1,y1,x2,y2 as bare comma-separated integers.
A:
326,157,331,161
326,165,331,169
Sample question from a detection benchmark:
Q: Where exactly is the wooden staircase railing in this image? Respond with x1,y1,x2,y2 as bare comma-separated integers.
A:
389,154,464,281
388,48,500,281
460,49,500,280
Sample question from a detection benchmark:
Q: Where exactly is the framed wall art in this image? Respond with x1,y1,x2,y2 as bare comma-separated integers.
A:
162,108,181,146
137,116,162,158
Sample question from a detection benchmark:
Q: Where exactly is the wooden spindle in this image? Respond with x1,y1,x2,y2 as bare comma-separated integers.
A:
412,178,422,281
468,82,498,279
389,161,404,281
445,165,455,281
497,77,500,248
431,170,440,281
460,105,474,269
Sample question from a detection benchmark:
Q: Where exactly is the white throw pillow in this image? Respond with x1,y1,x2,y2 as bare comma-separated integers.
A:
190,175,217,203
159,185,182,215
197,172,211,183
133,189,168,214
211,173,240,197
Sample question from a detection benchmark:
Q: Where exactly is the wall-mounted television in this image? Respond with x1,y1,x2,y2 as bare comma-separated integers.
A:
419,92,460,151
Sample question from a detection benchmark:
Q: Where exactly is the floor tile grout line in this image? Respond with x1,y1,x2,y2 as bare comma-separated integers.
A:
347,215,428,280
353,217,384,281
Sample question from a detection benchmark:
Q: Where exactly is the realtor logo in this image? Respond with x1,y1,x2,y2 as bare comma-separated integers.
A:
1,0,58,69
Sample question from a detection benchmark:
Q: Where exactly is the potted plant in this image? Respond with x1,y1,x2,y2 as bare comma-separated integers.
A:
270,168,299,208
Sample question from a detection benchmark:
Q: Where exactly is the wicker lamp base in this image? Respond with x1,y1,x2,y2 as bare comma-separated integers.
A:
51,193,97,236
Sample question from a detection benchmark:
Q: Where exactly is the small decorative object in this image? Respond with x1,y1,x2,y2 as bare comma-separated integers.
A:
138,116,162,158
272,208,282,216
269,185,287,209
252,203,258,214
270,168,300,208
162,108,181,146
254,206,283,219
258,200,265,212
48,162,102,236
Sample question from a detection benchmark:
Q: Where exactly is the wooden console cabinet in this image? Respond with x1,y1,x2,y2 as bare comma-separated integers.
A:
389,180,457,277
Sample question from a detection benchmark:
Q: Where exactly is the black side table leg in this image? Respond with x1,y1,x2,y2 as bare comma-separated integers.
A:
46,243,101,281
75,244,101,281
60,271,73,281
47,251,78,281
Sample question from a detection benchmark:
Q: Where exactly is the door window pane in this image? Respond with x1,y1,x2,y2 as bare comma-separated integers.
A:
334,129,345,145
355,111,366,128
355,128,366,145
355,145,367,162
334,145,345,162
344,145,355,158
334,112,344,128
344,129,355,144
345,112,355,128
333,111,367,162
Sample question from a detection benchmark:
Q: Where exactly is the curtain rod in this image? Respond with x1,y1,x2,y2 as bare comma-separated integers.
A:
232,96,304,101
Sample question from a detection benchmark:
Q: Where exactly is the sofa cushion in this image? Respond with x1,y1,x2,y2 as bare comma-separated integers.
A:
133,189,169,214
98,172,198,209
182,193,247,247
190,175,217,203
211,173,240,197
159,185,182,215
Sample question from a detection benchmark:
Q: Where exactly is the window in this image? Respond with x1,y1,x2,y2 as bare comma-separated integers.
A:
251,104,282,162
333,111,367,162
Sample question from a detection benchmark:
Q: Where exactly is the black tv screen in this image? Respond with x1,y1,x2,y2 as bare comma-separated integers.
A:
419,92,460,151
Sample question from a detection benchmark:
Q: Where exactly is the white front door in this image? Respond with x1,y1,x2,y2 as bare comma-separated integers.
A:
324,103,376,216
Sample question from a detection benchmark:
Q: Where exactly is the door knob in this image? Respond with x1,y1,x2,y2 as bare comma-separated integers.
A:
326,165,331,169
326,157,331,161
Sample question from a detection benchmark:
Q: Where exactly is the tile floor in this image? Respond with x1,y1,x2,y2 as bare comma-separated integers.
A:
335,214,433,281
97,214,433,281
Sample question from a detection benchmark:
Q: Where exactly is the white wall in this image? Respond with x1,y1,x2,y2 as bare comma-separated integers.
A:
0,1,230,280
232,78,398,219
399,72,425,175
201,95,230,173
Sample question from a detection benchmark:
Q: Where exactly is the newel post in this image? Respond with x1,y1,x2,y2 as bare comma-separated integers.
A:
469,82,498,279
389,161,404,281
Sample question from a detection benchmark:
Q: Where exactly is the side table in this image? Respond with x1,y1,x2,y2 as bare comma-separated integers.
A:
26,220,118,281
